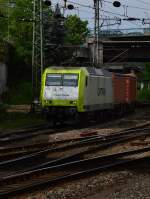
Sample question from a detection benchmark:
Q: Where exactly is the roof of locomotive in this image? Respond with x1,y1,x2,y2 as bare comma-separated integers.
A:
44,66,112,77
86,67,112,77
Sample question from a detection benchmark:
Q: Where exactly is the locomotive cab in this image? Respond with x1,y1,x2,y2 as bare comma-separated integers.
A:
44,73,79,104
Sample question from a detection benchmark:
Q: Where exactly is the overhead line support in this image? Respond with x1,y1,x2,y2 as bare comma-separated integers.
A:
94,0,103,66
32,0,43,110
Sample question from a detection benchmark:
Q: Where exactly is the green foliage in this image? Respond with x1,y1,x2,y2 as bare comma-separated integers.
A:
6,81,32,105
0,3,89,65
9,0,33,65
0,0,9,39
64,15,88,45
0,103,7,118
0,3,89,104
137,62,150,101
142,63,150,80
0,0,33,65
0,41,6,62
138,88,150,101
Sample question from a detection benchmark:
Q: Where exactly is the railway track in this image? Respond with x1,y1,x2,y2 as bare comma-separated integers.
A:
0,121,150,197
0,146,149,198
0,135,99,161
0,123,50,138
0,123,96,146
0,119,150,150
0,127,149,173
0,124,150,163
0,116,150,146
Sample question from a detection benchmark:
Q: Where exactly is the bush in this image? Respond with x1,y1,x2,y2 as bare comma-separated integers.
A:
0,103,7,119
138,88,150,101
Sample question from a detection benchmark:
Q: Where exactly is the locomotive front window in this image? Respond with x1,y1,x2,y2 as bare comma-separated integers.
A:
63,74,78,87
46,74,62,86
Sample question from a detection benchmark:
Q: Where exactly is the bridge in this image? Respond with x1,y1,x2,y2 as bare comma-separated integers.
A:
87,28,150,64
97,28,150,38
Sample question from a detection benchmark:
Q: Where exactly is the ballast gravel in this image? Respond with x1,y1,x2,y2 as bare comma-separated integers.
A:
86,172,150,199
21,169,150,199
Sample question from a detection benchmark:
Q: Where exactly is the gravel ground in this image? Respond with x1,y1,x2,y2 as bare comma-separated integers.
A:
17,169,150,199
19,170,133,199
86,172,150,199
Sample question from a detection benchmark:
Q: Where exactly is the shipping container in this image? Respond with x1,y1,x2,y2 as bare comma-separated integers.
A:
112,73,136,104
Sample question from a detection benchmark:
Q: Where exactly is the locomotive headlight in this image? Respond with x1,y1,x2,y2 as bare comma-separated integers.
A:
70,101,77,105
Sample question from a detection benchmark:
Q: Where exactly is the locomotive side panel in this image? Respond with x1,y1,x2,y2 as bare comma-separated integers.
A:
83,75,113,111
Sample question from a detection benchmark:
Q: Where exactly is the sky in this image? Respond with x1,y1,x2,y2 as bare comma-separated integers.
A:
52,0,150,32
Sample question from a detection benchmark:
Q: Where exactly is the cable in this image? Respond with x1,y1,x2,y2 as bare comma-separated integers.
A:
103,0,150,30
101,9,125,17
61,0,149,23
102,3,146,28
106,48,129,63
67,1,94,9
104,0,150,12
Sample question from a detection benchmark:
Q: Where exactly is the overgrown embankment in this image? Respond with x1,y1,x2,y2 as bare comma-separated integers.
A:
0,40,32,104
138,63,150,102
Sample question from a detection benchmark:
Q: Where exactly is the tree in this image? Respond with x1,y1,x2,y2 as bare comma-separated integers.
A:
0,0,12,40
64,15,89,45
142,62,150,80
0,0,33,65
9,0,33,65
0,2,89,67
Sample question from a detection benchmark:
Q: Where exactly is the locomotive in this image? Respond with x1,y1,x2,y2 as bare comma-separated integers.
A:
40,67,137,123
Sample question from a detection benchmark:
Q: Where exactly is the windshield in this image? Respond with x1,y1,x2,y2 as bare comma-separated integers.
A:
46,74,62,86
46,74,78,87
63,74,78,87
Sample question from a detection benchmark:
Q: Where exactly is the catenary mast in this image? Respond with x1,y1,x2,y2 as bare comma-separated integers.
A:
32,0,43,107
94,0,103,66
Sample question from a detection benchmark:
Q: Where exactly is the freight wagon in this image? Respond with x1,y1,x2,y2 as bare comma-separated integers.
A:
40,67,137,123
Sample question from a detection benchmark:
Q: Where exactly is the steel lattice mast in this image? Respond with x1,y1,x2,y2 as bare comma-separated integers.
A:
32,0,43,106
93,0,103,66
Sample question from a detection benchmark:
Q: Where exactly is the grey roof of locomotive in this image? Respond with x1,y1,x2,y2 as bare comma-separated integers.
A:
86,67,112,77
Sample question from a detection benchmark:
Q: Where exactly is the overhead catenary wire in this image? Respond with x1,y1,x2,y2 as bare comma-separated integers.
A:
0,0,149,27
106,48,130,63
65,0,149,24
103,0,150,12
66,0,150,29
67,0,150,12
